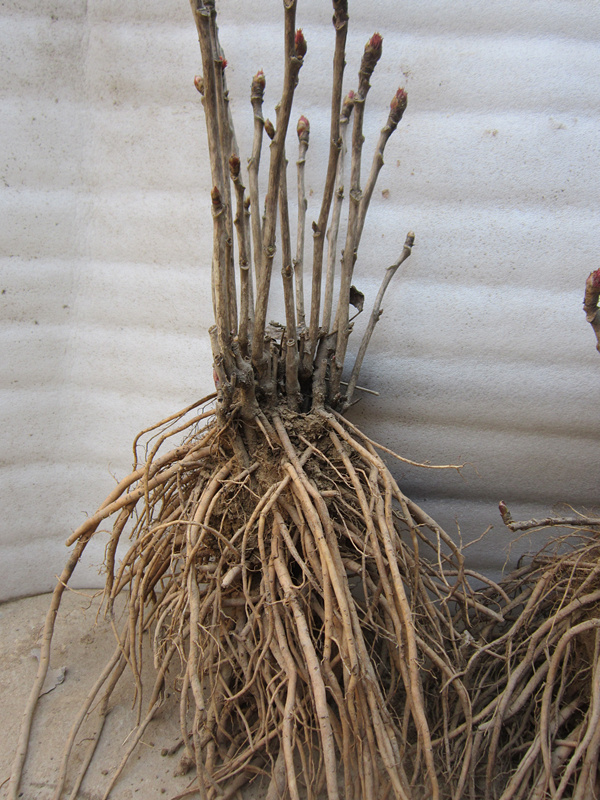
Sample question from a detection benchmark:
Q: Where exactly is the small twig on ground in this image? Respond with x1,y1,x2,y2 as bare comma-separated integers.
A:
499,501,600,532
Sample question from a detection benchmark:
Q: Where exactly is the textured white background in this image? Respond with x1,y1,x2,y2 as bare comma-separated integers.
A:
1,0,599,600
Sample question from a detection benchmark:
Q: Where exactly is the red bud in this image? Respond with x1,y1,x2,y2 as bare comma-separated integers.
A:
341,90,355,121
389,87,408,124
358,33,383,87
367,32,383,56
194,75,204,95
229,154,241,178
295,29,307,59
219,56,227,71
584,269,600,317
264,118,276,140
588,268,600,291
251,69,266,97
297,115,310,143
498,501,513,525
211,186,222,207
360,32,383,81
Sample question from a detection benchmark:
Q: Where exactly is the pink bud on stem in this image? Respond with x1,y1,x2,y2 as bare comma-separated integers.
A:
194,75,204,95
295,29,307,59
362,32,382,73
584,268,600,318
367,32,383,57
251,69,266,101
341,90,355,122
211,186,222,208
297,115,310,144
498,501,513,526
229,154,241,179
389,88,408,125
264,119,276,140
588,269,600,291
357,33,383,94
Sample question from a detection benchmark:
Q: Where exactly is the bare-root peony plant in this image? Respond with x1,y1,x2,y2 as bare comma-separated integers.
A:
10,3,600,800
8,3,474,799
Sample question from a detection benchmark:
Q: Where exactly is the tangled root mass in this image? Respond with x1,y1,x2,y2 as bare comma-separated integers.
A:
85,401,476,800
9,398,600,800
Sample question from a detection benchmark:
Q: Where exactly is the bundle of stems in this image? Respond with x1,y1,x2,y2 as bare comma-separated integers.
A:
195,0,412,418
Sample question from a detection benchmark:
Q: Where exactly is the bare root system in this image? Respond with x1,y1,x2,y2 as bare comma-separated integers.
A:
458,524,600,800
9,401,600,800
11,399,471,800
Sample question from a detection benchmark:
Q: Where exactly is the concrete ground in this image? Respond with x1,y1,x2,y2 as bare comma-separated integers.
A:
0,592,264,800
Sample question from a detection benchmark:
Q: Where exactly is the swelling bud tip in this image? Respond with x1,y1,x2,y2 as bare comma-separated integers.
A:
251,69,266,98
264,118,276,140
297,115,310,142
389,88,408,124
295,29,307,59
229,154,241,178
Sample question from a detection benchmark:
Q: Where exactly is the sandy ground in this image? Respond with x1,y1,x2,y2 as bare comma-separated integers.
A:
0,592,265,800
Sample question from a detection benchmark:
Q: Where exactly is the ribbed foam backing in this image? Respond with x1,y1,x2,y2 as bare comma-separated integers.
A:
1,0,599,599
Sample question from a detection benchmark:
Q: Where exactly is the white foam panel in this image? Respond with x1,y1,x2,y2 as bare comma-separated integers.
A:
1,0,599,600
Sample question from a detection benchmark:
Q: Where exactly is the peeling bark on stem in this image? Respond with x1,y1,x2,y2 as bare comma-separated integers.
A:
191,2,233,373
209,13,238,334
248,70,266,287
230,155,252,355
